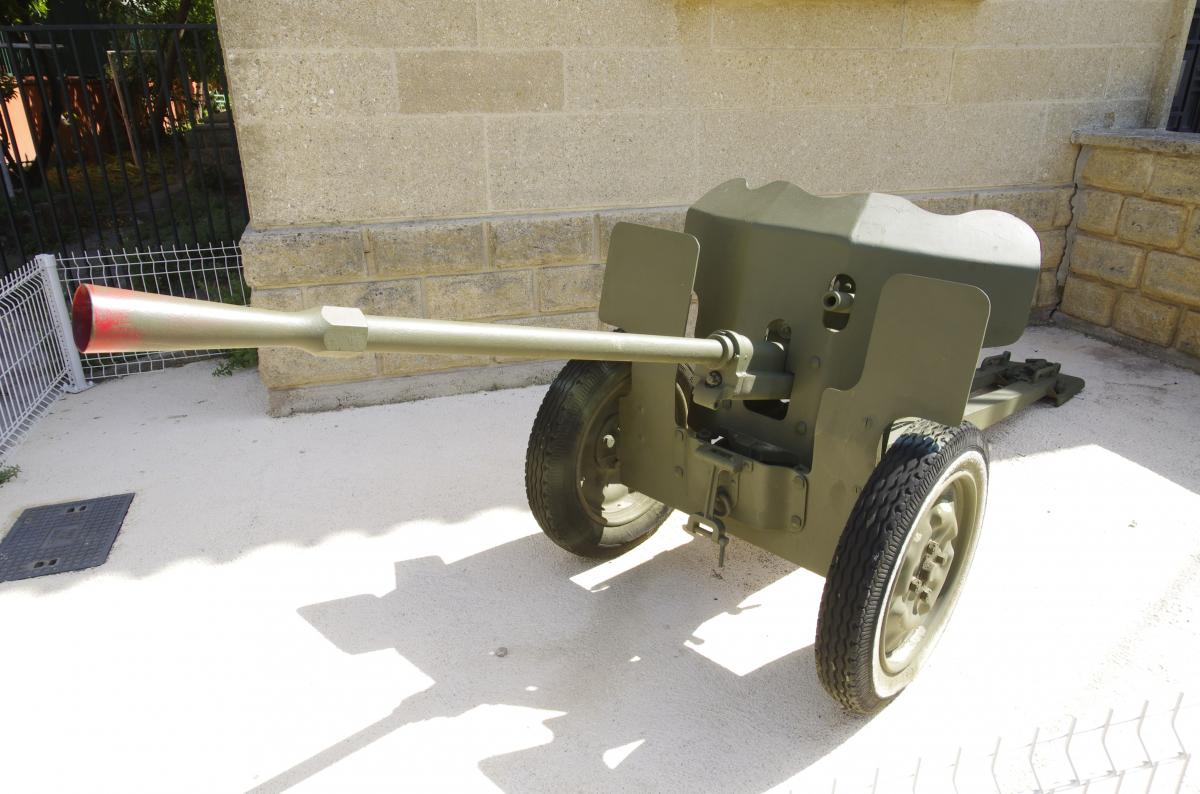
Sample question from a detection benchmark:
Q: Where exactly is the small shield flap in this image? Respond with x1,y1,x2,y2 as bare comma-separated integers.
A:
599,222,700,337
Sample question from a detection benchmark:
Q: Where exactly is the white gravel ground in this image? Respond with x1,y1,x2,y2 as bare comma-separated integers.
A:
0,326,1197,793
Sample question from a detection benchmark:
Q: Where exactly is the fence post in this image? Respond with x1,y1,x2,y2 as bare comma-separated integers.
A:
35,253,91,394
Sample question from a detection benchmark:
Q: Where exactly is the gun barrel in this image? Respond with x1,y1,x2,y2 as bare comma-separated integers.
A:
72,284,731,368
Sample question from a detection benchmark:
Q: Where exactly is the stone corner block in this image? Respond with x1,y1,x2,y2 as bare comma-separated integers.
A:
1176,310,1200,358
1060,278,1117,326
241,227,366,288
1183,210,1200,257
1143,251,1200,307
1069,235,1143,288
1112,293,1179,347
1116,198,1187,249
1146,155,1200,205
1074,190,1123,235
1079,147,1153,193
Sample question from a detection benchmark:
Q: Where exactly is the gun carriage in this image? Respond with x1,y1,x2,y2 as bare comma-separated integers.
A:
72,180,1083,714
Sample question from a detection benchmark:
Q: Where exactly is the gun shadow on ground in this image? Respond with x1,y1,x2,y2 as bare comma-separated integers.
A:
248,532,867,793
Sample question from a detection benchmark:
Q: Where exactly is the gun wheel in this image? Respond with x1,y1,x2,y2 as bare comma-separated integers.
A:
526,360,681,559
815,420,988,716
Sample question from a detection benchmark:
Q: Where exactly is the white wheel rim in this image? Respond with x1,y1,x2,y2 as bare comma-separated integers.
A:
871,448,987,698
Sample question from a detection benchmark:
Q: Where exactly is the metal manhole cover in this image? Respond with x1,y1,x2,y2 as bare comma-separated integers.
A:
0,494,134,582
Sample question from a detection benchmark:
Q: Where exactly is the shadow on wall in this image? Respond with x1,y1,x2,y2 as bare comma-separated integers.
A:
248,533,864,793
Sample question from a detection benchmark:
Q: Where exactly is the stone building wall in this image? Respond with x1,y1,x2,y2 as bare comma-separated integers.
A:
1059,130,1200,366
211,0,1189,413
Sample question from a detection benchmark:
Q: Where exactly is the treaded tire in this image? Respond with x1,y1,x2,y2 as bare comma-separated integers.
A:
525,360,673,559
815,420,988,716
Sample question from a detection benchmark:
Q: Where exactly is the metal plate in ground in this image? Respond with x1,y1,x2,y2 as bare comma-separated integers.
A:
0,493,134,582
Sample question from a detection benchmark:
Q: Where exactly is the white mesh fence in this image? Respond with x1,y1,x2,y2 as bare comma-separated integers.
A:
827,693,1193,794
55,242,248,381
1,243,246,461
0,255,90,462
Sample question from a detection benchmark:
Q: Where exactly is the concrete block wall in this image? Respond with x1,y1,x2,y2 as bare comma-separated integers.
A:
212,0,1186,413
1059,130,1200,365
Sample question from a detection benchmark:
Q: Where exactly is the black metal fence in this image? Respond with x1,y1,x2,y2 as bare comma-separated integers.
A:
0,24,248,276
1168,6,1200,134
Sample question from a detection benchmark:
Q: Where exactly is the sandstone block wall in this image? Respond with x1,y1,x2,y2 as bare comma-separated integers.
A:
212,0,1188,413
1059,130,1200,363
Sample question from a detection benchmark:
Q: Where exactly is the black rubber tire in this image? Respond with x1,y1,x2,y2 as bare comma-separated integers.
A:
815,420,988,716
525,360,673,560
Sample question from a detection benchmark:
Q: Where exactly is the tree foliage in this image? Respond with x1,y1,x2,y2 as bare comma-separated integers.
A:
1,0,49,24
84,0,215,24
0,0,214,25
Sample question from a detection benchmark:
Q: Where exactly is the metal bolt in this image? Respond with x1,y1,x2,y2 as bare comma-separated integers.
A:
809,356,821,369
790,514,804,529
915,588,934,615
794,421,808,435
673,465,684,478
704,370,723,387
601,434,616,449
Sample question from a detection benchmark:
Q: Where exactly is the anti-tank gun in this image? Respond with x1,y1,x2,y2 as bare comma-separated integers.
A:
72,180,1083,714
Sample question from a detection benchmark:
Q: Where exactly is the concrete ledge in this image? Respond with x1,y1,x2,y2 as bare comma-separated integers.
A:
1051,313,1200,375
266,359,564,416
1071,128,1200,157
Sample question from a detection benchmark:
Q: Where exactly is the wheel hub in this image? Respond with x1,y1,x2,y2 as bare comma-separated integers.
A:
880,470,977,674
576,390,656,526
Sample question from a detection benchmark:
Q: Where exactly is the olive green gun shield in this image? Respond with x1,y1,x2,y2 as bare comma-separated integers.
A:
599,222,701,497
599,222,700,336
801,274,991,573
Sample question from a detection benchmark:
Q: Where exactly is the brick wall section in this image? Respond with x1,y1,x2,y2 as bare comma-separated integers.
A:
211,0,1184,411
1060,130,1200,361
